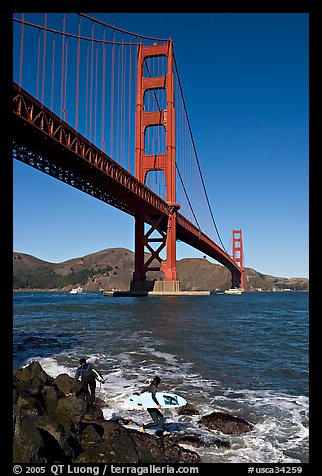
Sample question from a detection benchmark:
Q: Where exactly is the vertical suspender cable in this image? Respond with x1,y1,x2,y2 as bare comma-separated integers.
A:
118,40,122,165
121,34,125,166
110,32,115,158
41,13,47,105
128,37,132,172
174,54,227,253
36,28,41,99
117,43,121,164
64,38,68,122
60,14,66,118
85,42,89,137
94,42,98,144
101,27,106,152
75,17,81,132
90,21,94,142
19,13,25,87
51,34,56,112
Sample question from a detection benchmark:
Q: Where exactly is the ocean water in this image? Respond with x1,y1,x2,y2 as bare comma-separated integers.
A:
13,291,309,463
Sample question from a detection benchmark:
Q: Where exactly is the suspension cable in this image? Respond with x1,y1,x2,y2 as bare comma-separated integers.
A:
173,53,227,253
13,18,139,46
78,13,168,42
19,13,25,86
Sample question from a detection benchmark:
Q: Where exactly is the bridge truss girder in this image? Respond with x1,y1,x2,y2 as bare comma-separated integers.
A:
13,82,242,289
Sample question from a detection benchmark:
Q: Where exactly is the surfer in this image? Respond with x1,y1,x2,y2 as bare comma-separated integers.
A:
139,376,170,436
65,358,105,409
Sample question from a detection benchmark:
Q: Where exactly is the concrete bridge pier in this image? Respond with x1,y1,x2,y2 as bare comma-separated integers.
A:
130,279,180,293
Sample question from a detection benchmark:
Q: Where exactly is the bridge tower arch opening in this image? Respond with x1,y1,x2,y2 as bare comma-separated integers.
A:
131,40,180,292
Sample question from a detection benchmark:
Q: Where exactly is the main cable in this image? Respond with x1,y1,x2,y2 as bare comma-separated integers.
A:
173,53,227,253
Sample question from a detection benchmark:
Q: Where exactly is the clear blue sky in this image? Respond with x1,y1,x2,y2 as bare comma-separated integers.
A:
13,13,309,278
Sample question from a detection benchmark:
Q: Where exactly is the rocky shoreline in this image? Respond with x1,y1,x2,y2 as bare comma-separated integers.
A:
13,362,254,464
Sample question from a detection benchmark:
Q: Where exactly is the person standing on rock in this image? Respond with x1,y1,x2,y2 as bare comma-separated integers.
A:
139,376,170,436
65,358,105,409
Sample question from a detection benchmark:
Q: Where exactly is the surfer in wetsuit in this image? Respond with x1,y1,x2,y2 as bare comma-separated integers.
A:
139,376,170,435
65,358,104,409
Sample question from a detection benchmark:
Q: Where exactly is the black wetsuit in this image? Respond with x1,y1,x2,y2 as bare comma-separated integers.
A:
72,362,103,407
141,382,165,429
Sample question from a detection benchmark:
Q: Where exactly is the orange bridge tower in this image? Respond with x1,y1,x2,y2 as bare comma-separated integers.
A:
131,41,180,292
231,229,245,290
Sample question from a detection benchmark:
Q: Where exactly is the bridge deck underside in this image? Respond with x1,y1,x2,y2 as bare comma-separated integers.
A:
13,83,240,277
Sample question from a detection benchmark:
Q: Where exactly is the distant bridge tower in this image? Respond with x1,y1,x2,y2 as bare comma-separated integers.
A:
131,40,180,292
231,229,245,290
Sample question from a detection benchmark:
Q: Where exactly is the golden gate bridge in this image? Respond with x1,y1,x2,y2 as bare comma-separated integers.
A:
13,13,244,293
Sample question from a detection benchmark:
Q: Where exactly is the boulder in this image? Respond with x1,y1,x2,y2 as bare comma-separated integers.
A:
81,405,104,423
100,420,130,439
33,414,78,461
14,361,53,386
198,411,253,435
41,385,63,414
93,396,106,409
170,433,230,448
52,373,81,394
13,408,46,463
74,436,139,463
177,403,199,415
130,431,200,463
13,361,254,464
54,396,87,427
79,424,103,448
14,385,44,416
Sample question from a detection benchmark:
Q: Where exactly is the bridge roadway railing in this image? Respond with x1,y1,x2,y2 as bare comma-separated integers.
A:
12,81,241,278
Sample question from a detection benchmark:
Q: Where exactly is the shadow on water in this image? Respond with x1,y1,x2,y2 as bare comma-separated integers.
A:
13,330,80,368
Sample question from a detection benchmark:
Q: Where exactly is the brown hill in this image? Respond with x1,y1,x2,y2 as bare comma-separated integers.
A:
13,249,309,292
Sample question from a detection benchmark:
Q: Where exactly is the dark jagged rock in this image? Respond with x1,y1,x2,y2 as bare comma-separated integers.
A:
52,373,81,395
81,405,104,423
13,407,46,463
177,402,200,415
93,396,106,409
14,361,54,386
129,431,200,464
75,436,140,463
79,424,104,448
33,414,77,461
54,395,87,427
13,362,202,464
14,387,43,416
13,362,256,463
40,385,62,414
100,420,130,439
170,433,230,448
198,411,253,435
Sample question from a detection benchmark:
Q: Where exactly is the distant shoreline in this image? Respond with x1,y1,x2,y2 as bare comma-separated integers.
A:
13,288,309,293
13,249,309,292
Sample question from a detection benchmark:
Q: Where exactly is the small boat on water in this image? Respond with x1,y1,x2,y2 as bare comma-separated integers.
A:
224,288,243,295
70,286,83,294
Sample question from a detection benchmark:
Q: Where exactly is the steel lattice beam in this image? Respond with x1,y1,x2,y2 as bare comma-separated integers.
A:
12,82,241,283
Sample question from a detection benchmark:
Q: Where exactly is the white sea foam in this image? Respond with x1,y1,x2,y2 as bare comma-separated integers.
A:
26,356,72,378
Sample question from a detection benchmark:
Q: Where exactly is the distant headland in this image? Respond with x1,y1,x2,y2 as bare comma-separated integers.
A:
13,248,309,292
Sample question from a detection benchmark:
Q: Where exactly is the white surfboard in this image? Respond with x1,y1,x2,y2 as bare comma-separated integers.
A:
127,392,187,409
92,368,104,383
